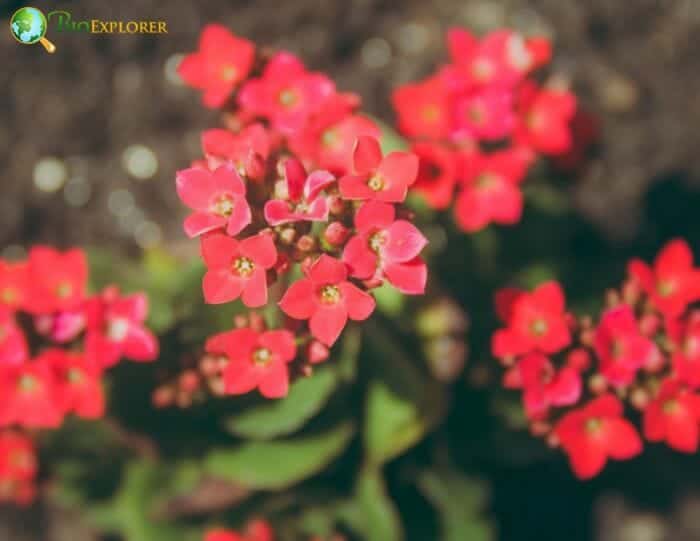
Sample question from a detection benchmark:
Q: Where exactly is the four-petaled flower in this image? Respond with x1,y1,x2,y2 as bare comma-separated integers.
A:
279,255,375,346
26,247,87,315
628,239,700,317
517,352,581,420
339,136,418,203
594,305,658,388
555,394,642,480
177,24,255,108
264,158,335,226
492,281,571,358
207,328,296,399
643,379,700,453
85,286,159,368
177,164,252,239
201,232,277,307
342,201,428,294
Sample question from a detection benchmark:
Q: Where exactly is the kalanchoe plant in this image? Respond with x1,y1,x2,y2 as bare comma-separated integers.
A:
0,247,158,504
174,24,428,400
392,28,577,232
493,239,700,479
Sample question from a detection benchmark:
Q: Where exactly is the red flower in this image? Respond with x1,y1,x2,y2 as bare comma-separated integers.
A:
454,147,530,232
410,142,458,210
554,394,642,479
339,136,418,203
177,24,255,108
238,52,335,134
668,311,700,388
518,352,582,420
593,305,657,388
45,349,105,420
201,232,277,307
445,29,541,88
0,308,27,366
176,164,252,238
201,124,272,178
85,287,159,368
290,93,380,175
206,328,296,399
451,87,515,141
264,158,335,226
279,255,375,346
204,520,274,541
514,82,576,155
205,530,245,541
25,247,87,315
643,380,700,453
342,201,428,294
392,75,450,139
492,281,571,358
628,239,700,318
0,260,29,310
0,357,63,429
0,431,36,482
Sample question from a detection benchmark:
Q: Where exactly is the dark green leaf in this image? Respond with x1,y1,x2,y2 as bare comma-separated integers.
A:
205,422,355,490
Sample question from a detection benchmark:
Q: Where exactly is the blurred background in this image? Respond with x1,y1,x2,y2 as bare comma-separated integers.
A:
3,1,700,540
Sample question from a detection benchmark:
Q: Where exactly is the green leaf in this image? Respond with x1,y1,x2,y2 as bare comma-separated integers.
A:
204,422,355,490
87,461,200,541
338,468,403,541
363,325,446,466
416,469,492,541
223,368,338,440
376,118,409,153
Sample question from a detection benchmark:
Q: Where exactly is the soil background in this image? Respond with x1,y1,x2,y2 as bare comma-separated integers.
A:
2,1,700,540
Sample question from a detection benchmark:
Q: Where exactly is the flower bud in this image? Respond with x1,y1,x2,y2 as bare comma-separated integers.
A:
296,235,316,252
307,340,329,364
179,370,200,393
588,373,608,394
630,387,650,410
424,337,467,383
152,386,175,409
324,222,350,246
244,150,266,181
566,348,591,372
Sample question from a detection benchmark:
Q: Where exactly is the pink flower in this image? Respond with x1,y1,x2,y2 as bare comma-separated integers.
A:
517,352,581,420
342,201,428,294
410,142,459,210
514,82,577,155
391,75,451,139
46,349,105,420
555,394,642,480
238,52,335,134
668,312,700,388
201,232,277,307
25,247,88,315
290,94,380,175
451,87,515,141
176,164,252,238
264,158,335,226
454,147,531,232
628,239,700,318
643,379,700,453
201,124,272,179
339,136,418,203
177,24,255,108
492,281,571,358
279,255,375,346
206,328,296,399
594,305,658,388
0,358,63,429
85,287,159,368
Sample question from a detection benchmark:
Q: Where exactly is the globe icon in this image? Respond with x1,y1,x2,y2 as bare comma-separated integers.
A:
10,7,55,53
10,7,47,44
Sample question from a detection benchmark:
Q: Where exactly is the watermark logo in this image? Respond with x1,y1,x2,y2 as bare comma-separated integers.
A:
10,7,56,53
10,7,169,53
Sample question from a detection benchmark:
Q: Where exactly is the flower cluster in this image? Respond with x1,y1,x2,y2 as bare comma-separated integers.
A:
392,28,577,232
492,239,700,479
0,247,158,502
205,520,274,541
0,430,36,505
175,25,429,399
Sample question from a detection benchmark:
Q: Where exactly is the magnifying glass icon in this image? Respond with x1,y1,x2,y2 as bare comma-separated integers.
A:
10,7,57,54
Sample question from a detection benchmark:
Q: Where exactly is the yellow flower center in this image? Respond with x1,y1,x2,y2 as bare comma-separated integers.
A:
530,318,548,337
221,65,238,82
368,175,385,192
369,232,386,253
56,282,72,299
212,195,235,217
585,417,603,434
252,347,272,366
322,129,340,148
320,284,341,305
279,89,298,108
233,257,255,278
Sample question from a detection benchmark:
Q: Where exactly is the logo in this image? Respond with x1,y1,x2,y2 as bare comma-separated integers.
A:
9,7,169,53
10,7,56,53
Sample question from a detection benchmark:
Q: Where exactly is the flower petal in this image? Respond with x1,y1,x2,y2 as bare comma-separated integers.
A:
203,269,244,304
340,282,376,320
279,279,317,319
310,304,348,346
353,136,382,174
384,258,428,295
